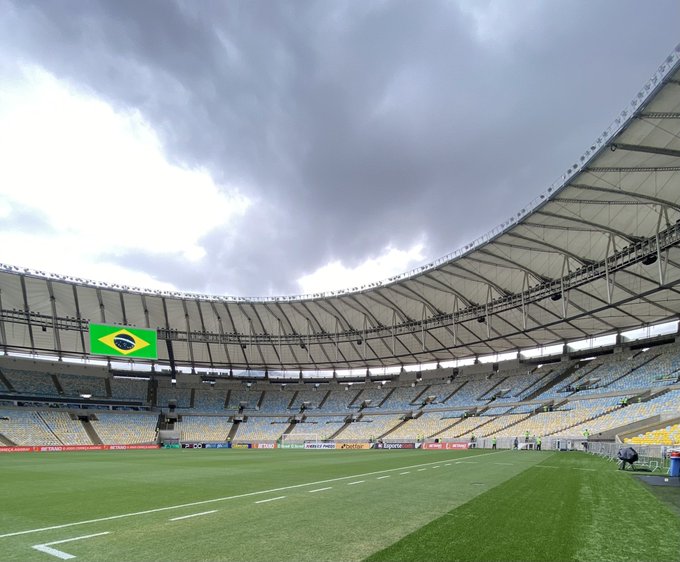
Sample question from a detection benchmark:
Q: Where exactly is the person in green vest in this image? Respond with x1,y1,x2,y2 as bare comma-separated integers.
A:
583,428,590,451
524,430,530,443
536,436,542,451
491,436,497,450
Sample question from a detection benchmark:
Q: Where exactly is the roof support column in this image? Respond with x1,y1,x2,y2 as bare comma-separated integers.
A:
248,318,253,365
182,301,195,372
421,304,426,352
485,286,491,339
277,318,282,362
0,288,6,352
391,310,396,355
452,295,459,346
656,210,668,286
47,281,62,357
604,234,616,304
521,273,528,331
334,317,339,363
560,255,570,319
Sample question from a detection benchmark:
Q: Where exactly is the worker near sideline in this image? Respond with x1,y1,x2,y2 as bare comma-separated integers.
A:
536,436,542,451
492,437,497,450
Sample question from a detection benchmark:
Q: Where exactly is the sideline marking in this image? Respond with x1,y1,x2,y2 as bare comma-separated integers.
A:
400,471,411,475
1,450,505,539
308,487,332,493
32,532,109,560
417,468,427,471
348,480,365,486
255,496,286,504
169,510,217,522
376,475,390,480
532,465,559,469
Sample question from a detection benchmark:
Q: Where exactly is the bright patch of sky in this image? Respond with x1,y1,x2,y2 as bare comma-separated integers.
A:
0,65,250,289
297,242,426,294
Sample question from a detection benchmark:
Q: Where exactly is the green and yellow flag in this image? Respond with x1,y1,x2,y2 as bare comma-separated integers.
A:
89,324,158,359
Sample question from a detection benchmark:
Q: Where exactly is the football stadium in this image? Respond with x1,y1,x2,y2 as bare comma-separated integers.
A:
2,18,680,562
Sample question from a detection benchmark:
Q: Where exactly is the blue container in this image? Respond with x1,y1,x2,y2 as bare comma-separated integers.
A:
670,454,680,477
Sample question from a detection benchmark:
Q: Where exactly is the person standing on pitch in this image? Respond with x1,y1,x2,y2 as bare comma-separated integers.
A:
492,436,497,450
536,436,542,451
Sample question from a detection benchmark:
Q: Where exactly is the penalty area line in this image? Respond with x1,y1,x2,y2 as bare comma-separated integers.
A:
32,532,110,560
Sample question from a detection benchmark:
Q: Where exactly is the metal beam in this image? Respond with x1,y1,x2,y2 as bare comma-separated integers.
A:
610,143,680,159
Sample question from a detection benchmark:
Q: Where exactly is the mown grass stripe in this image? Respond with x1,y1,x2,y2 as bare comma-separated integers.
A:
365,454,680,562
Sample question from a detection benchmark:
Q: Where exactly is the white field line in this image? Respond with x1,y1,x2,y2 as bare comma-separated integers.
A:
347,480,365,486
308,487,333,493
1,450,503,539
32,532,109,560
532,465,559,469
494,463,514,466
573,468,596,471
255,496,286,504
400,471,411,474
169,510,217,521
417,468,427,472
376,475,390,480
445,464,451,466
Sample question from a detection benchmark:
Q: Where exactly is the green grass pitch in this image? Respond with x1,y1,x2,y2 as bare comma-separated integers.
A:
0,448,678,561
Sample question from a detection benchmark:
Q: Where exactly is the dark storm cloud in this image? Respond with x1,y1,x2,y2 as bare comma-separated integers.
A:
1,0,679,295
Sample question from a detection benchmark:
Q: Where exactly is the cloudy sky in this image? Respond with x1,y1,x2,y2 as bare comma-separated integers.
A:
0,1,678,298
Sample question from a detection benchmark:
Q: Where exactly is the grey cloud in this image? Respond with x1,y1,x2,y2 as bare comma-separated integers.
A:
1,0,679,295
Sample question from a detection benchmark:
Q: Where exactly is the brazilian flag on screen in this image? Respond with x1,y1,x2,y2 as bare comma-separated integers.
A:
89,324,158,359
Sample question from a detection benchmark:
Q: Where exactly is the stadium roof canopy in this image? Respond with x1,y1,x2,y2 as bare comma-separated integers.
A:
1,45,680,373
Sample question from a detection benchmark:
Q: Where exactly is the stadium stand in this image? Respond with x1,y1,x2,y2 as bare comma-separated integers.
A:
319,388,363,412
626,422,680,446
285,415,347,440
109,377,149,402
335,415,402,440
39,411,92,445
258,389,294,412
192,389,227,412
232,416,287,442
0,408,63,445
178,415,232,442
57,373,107,398
2,369,59,397
1,338,680,447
